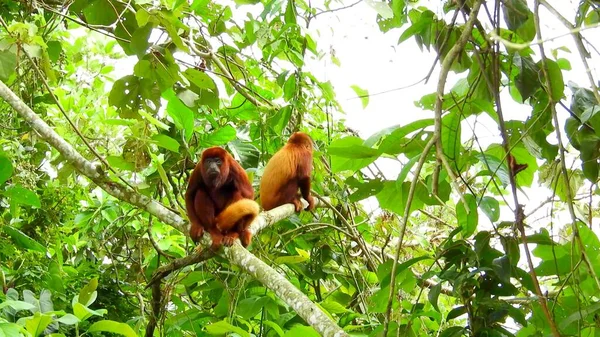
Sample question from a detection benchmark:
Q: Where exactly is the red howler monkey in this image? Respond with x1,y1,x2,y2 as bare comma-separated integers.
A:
185,147,259,248
259,132,315,212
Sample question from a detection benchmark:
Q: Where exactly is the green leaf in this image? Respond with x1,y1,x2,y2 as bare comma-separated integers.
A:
233,0,260,5
329,137,379,172
56,314,80,325
284,325,320,337
138,110,170,131
0,300,36,311
541,59,565,101
479,196,500,222
184,68,217,92
328,137,379,159
263,321,285,337
366,119,433,147
559,301,600,331
399,10,433,44
283,74,297,101
556,58,571,70
379,255,430,287
199,89,220,110
205,320,250,337
4,185,41,208
456,194,477,238
274,255,309,264
377,0,406,32
73,302,106,321
502,0,530,30
83,0,118,25
365,0,393,19
510,146,538,187
514,54,541,102
236,297,269,319
369,286,396,313
284,0,297,25
164,89,194,142
475,153,511,186
78,278,98,307
441,111,461,160
130,23,153,57
0,323,23,337
350,85,369,108
87,320,137,337
502,0,535,41
492,256,511,283
320,299,349,314
376,181,424,216
108,75,161,116
2,226,46,253
151,134,180,153
24,312,53,337
439,326,465,337
395,155,419,186
203,125,237,146
0,49,17,81
347,178,384,202
106,156,136,171
0,155,13,185
447,306,467,320
428,282,441,312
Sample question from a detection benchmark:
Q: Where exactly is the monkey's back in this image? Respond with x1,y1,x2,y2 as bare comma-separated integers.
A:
259,144,302,210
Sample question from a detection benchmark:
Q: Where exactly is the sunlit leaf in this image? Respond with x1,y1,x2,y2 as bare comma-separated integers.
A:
350,85,369,109
88,320,137,337
0,155,13,185
456,194,477,238
2,226,46,253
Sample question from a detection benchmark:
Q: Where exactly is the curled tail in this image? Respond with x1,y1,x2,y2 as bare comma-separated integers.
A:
216,199,260,232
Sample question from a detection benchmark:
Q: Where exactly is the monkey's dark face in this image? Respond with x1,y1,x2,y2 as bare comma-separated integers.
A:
202,157,228,187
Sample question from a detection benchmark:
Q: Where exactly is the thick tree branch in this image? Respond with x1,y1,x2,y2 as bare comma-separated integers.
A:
146,198,325,287
225,243,349,337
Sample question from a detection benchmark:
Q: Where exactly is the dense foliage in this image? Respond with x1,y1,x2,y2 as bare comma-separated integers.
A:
1,0,600,336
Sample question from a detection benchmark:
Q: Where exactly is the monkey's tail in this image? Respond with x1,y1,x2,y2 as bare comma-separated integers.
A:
216,199,260,232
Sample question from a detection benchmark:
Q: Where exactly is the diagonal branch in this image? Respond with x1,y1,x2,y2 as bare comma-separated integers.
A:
0,79,347,337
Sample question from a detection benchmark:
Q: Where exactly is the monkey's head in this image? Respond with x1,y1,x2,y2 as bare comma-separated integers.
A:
288,132,314,151
200,147,231,188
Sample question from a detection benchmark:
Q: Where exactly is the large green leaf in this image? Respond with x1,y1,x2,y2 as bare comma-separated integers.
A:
542,59,565,101
88,320,137,337
456,194,477,238
2,226,46,252
0,155,13,185
24,312,53,337
4,185,40,208
83,0,118,25
328,137,379,172
0,49,17,81
184,68,218,93
441,111,461,160
164,89,194,142
205,320,250,337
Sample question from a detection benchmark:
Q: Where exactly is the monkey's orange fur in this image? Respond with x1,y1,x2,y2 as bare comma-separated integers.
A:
215,199,260,246
259,132,315,212
185,147,259,248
